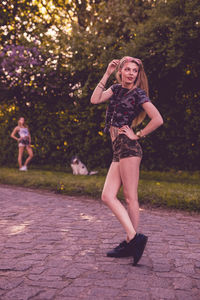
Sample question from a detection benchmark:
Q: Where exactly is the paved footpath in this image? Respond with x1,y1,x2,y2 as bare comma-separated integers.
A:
0,185,199,300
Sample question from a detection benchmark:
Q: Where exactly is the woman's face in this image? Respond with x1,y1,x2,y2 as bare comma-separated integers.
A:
120,62,139,88
19,117,25,126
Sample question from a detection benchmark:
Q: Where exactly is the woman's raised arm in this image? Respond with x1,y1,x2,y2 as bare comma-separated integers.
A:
90,59,119,104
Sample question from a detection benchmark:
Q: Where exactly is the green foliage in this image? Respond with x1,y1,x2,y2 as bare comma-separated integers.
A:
130,0,200,170
0,0,200,170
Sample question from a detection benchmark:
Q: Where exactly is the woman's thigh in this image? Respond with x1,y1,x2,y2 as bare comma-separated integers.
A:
102,162,122,199
119,157,141,197
18,146,25,156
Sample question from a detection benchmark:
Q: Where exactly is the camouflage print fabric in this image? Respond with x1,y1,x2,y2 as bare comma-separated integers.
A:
112,134,143,162
104,84,151,133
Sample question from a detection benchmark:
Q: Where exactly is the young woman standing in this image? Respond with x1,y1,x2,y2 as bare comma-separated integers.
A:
11,117,33,171
90,56,163,266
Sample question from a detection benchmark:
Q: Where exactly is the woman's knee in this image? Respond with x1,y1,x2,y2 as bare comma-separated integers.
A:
101,191,112,205
28,149,33,158
29,153,34,158
124,192,138,206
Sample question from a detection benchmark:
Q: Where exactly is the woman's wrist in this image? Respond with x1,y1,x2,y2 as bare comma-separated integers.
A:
97,82,105,90
97,74,109,89
99,81,105,87
136,130,145,139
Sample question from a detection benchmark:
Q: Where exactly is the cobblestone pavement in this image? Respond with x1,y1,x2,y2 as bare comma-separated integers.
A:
0,185,199,300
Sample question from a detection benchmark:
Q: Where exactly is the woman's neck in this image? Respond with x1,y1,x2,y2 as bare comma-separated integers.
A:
121,83,136,90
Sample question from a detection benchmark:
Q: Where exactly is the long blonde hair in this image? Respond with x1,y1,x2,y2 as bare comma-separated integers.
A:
18,117,28,128
116,56,149,127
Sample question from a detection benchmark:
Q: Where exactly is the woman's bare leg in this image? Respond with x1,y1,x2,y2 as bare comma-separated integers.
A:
119,157,141,233
24,146,33,166
102,162,136,241
18,146,24,168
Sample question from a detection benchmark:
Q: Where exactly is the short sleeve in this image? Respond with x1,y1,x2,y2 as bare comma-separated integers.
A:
136,88,151,106
110,84,121,94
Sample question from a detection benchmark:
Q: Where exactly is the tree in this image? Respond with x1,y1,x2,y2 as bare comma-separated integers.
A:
0,0,199,170
128,0,200,170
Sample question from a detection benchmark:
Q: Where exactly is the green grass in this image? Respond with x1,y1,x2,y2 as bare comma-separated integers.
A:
0,167,200,212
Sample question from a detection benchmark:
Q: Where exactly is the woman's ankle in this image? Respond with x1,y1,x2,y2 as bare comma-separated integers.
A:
127,233,137,243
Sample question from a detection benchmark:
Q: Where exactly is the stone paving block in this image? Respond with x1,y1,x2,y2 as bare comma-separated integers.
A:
193,278,200,289
0,278,23,290
175,264,195,274
94,278,126,289
0,185,200,300
0,260,33,272
124,279,150,292
155,271,187,281
153,263,171,272
188,253,200,260
2,284,44,300
30,289,57,300
173,276,193,290
58,286,86,297
120,290,150,299
0,290,6,297
150,276,173,288
55,296,77,300
126,273,150,281
69,278,93,287
70,262,98,272
28,266,46,275
150,287,175,299
87,286,120,297
28,278,68,289
175,289,200,300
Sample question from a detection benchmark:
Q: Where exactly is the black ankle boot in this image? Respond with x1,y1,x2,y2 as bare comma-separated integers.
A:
128,233,148,266
107,240,130,257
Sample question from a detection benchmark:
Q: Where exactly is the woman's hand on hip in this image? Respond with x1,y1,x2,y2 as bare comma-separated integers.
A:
118,125,139,140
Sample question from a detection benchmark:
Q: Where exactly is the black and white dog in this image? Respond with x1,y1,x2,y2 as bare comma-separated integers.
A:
70,156,98,175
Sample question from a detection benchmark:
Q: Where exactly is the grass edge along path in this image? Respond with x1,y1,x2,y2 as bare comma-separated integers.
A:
0,167,199,212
